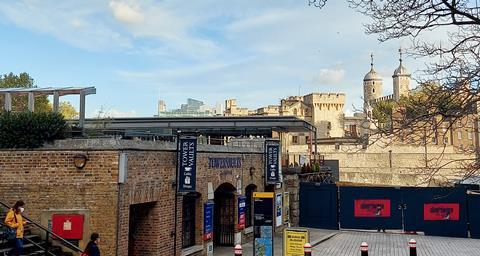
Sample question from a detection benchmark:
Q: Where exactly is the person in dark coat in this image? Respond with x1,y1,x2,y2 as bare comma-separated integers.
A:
84,233,101,256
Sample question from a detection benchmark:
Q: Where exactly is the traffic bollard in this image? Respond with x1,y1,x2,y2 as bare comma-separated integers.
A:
360,242,368,256
304,242,312,256
234,244,242,256
409,239,417,256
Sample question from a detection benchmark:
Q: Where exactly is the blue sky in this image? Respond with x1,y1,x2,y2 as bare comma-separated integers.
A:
0,0,424,117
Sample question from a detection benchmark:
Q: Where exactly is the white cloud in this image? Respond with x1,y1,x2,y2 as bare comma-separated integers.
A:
312,68,346,85
92,107,137,118
109,1,144,24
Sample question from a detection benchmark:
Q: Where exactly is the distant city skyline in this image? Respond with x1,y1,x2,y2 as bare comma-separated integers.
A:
0,1,430,118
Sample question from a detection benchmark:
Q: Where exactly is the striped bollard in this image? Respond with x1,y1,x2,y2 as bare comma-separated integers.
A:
234,244,242,256
304,242,312,256
409,239,417,256
360,242,368,256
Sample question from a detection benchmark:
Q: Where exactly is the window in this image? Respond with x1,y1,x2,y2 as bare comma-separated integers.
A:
182,195,197,248
468,132,473,140
458,131,462,140
306,136,310,143
372,88,375,93
292,136,298,144
443,137,448,145
432,137,437,144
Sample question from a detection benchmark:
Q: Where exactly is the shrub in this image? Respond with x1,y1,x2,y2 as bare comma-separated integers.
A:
0,111,68,148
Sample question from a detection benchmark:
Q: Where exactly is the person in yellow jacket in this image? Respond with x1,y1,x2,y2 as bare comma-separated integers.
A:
4,200,28,256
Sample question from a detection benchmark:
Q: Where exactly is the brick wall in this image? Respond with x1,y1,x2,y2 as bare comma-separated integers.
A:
0,150,119,255
0,139,270,256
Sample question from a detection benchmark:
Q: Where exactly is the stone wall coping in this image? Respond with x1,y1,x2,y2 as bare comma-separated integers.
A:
1,138,263,154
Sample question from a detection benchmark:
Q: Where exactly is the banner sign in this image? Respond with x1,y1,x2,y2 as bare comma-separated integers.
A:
265,143,280,184
283,228,309,256
178,137,197,192
354,199,391,217
276,193,283,227
238,196,246,230
254,192,274,256
424,203,460,221
208,157,242,169
204,201,214,240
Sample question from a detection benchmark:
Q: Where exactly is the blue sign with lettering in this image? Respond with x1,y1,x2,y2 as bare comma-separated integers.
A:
238,196,246,229
178,137,197,192
204,202,214,240
265,143,280,184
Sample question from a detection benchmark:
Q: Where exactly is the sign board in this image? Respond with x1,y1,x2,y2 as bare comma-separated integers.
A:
354,199,391,217
283,228,309,256
208,157,242,168
265,142,280,184
284,192,290,225
238,196,246,230
204,201,214,240
253,192,274,256
51,214,84,240
178,137,197,192
424,203,460,221
276,193,283,227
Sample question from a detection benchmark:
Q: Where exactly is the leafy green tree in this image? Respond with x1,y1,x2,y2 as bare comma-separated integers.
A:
0,72,50,112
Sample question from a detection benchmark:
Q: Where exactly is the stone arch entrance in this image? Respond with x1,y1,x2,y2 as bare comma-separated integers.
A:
214,182,236,246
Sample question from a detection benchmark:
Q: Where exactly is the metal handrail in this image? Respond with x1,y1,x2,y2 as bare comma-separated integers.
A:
0,222,56,256
0,200,85,254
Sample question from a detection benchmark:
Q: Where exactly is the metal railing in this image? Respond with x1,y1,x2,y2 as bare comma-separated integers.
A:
0,200,85,255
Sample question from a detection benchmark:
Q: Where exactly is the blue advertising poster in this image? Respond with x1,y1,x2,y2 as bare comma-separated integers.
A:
265,143,280,184
178,137,197,192
203,201,214,240
254,238,273,256
238,196,246,230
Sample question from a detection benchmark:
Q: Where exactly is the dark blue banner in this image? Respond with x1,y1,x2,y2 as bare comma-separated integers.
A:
178,137,197,192
265,143,280,184
238,196,246,229
204,201,214,240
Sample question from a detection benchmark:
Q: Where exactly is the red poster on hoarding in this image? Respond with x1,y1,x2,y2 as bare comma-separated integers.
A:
354,199,391,217
424,203,459,221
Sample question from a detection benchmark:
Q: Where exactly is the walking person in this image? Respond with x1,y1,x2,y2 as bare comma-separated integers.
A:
4,200,28,256
83,233,101,256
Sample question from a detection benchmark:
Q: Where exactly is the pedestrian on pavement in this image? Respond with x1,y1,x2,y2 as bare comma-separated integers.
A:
4,200,28,256
84,233,101,256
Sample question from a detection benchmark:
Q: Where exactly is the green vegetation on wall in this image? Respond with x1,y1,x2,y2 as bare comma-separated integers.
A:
0,111,68,148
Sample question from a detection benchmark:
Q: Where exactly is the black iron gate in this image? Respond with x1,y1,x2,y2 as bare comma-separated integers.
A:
214,192,235,245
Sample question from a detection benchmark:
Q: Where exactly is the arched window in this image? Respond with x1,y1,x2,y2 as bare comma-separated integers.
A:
293,109,298,115
372,88,375,93
182,193,199,248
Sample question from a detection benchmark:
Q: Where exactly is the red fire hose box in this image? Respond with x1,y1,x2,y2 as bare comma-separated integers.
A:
51,214,84,240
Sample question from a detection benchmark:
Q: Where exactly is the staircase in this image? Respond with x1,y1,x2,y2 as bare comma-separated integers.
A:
0,203,82,256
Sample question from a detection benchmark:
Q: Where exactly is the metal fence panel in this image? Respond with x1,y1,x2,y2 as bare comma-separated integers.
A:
402,187,468,238
339,186,403,230
299,182,338,230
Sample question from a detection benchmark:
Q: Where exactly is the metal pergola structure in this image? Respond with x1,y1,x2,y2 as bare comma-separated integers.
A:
0,87,96,128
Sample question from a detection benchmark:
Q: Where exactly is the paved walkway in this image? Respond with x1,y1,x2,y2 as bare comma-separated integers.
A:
313,231,480,256
214,228,337,255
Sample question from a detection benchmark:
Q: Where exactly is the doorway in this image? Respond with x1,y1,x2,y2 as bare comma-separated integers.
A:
214,183,236,246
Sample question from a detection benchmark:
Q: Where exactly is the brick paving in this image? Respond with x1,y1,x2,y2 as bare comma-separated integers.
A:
313,231,480,256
